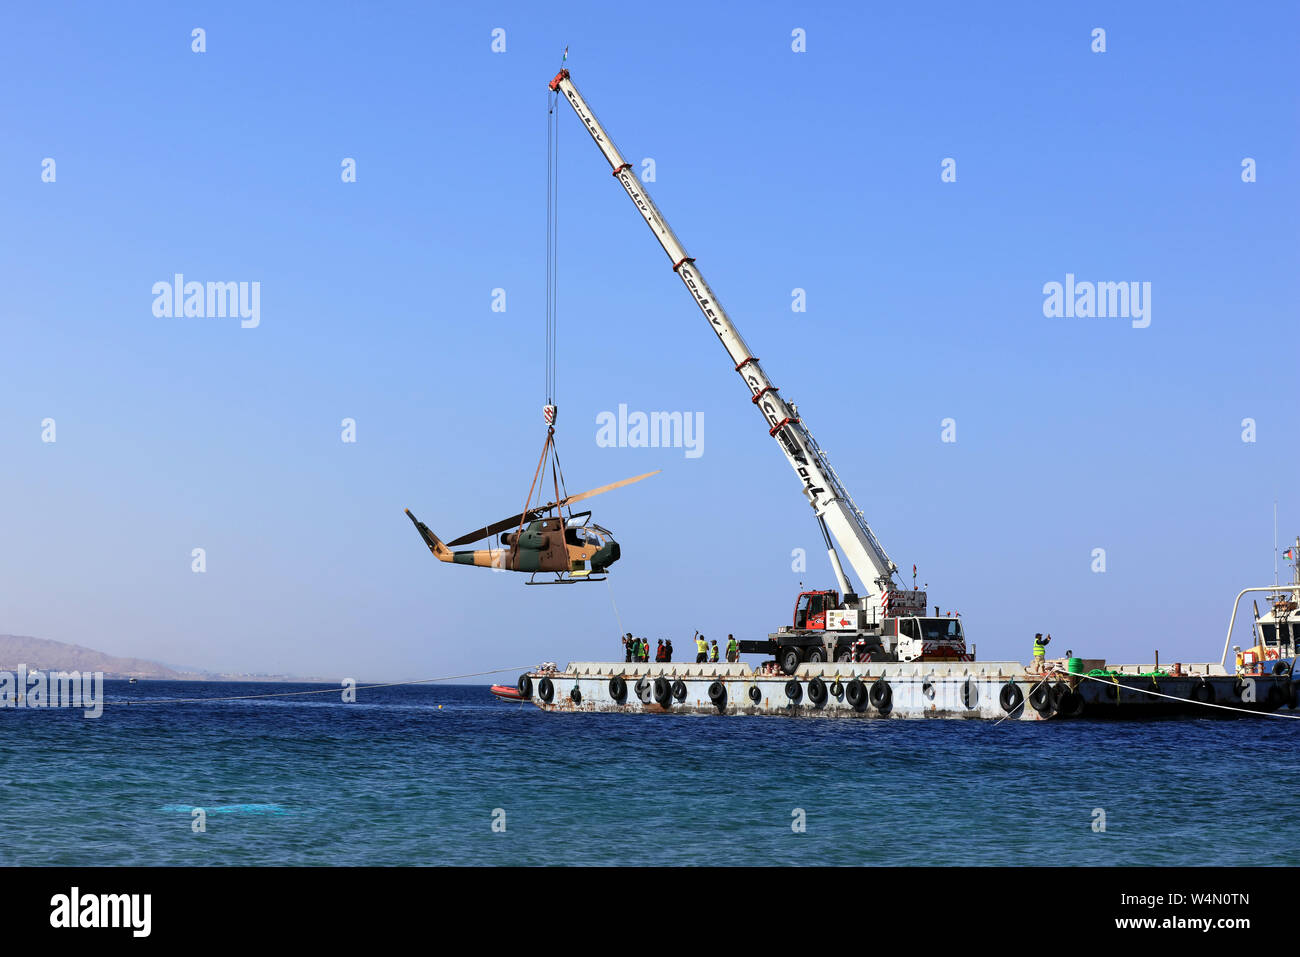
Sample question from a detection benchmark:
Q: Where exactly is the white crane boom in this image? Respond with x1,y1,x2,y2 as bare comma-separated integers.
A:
551,69,901,599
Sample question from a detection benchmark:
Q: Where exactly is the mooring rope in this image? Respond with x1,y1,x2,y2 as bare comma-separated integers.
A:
1069,669,1300,720
106,667,531,706
992,668,1300,723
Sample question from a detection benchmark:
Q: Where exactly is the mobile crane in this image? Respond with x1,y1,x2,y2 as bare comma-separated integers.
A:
550,68,970,673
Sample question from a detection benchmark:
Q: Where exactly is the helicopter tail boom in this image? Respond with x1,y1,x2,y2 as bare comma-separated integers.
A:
405,509,455,562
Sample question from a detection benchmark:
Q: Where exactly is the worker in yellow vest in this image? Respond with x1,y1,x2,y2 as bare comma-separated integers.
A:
695,632,708,663
1032,633,1050,671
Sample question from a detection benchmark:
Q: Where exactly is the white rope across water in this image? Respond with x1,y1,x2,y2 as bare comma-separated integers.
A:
995,668,1300,723
1072,669,1300,720
107,667,531,707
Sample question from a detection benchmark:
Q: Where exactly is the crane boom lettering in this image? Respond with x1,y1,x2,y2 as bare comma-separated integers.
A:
551,69,901,598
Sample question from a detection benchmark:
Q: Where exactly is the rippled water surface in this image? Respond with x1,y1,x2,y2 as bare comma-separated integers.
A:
2,680,1296,865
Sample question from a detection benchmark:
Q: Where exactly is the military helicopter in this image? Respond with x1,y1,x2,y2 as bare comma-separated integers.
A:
404,469,657,584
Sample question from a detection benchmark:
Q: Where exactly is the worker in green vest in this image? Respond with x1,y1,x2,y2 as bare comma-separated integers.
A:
1032,633,1050,671
695,632,708,663
726,634,739,662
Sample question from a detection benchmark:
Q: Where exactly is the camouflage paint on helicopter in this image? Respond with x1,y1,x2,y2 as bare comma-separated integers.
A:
405,512,619,576
404,470,656,584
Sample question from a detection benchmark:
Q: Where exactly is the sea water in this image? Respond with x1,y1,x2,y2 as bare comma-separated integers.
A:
1,680,1294,866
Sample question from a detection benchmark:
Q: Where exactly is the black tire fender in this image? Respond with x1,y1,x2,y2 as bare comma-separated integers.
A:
1266,682,1285,710
517,674,533,699
1051,682,1070,708
569,686,581,704
653,676,672,706
785,680,803,703
807,676,827,706
1028,682,1054,715
608,675,627,702
830,680,844,698
1057,690,1083,718
747,685,762,704
846,678,868,709
537,677,554,703
999,682,1023,714
671,679,688,702
707,681,726,707
869,680,892,713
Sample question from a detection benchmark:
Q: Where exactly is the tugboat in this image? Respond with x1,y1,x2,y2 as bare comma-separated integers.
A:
1222,535,1300,678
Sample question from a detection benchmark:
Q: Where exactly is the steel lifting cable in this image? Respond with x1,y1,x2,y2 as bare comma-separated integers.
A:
545,85,560,407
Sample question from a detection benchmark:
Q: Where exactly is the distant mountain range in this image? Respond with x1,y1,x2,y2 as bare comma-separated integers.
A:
0,634,308,681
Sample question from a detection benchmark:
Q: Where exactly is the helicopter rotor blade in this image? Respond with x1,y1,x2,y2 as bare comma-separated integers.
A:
443,471,659,546
558,470,660,508
446,507,546,547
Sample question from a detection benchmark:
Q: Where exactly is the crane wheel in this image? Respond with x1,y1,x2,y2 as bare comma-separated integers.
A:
780,649,800,675
845,679,868,710
785,680,803,704
608,676,627,702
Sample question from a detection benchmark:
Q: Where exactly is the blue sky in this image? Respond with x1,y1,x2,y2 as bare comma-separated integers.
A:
1,1,1296,679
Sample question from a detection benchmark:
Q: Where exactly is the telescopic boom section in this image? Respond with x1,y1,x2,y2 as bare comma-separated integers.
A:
549,69,900,598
